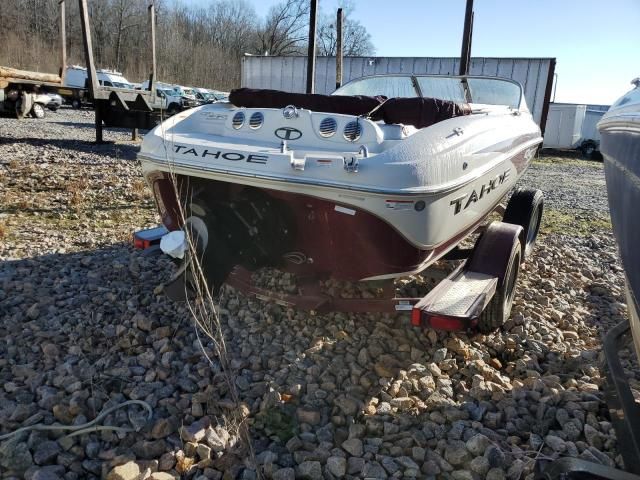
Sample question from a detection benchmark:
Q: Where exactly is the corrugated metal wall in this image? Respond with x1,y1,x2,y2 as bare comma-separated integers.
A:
241,56,555,126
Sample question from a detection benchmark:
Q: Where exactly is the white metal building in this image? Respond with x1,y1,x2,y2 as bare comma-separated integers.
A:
241,56,556,128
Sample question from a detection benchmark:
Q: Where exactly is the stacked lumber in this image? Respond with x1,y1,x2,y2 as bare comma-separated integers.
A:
0,66,61,84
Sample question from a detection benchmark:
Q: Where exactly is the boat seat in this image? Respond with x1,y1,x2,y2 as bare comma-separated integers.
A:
228,88,470,129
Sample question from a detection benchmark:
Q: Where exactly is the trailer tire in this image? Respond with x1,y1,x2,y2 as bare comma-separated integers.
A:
167,104,180,116
503,188,543,259
31,103,46,119
478,238,522,333
71,98,82,109
580,140,597,160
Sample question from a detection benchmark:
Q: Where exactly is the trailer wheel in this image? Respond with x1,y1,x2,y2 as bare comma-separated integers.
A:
31,103,46,119
478,237,522,333
71,98,82,109
503,188,543,259
580,140,602,161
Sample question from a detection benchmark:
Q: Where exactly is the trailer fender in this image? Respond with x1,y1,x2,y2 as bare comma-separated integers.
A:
467,221,523,282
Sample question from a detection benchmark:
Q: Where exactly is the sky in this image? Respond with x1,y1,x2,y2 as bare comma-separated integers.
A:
192,0,640,105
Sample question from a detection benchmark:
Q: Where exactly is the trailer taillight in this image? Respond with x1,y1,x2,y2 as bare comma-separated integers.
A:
411,308,422,326
427,315,465,331
134,237,151,249
411,308,467,332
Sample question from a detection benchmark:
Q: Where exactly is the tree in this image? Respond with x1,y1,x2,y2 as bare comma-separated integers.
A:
317,2,375,56
255,0,309,56
0,0,375,90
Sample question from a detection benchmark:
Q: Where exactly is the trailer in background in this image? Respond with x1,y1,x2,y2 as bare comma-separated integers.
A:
541,102,608,159
0,66,73,119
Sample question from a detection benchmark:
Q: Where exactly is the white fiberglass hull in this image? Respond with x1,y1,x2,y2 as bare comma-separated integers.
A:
140,102,541,255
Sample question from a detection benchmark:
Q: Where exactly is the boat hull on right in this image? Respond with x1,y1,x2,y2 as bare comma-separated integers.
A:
598,79,640,355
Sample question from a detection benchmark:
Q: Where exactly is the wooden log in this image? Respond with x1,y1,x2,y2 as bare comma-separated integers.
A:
0,66,61,84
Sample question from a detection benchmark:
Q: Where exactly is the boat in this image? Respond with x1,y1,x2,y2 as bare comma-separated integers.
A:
590,78,640,478
598,77,640,348
538,78,640,480
139,74,543,327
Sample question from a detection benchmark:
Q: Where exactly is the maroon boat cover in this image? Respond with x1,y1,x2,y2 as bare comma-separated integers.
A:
229,88,384,116
228,88,470,129
370,97,471,129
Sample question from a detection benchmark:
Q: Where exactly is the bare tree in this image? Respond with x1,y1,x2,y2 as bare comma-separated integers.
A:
111,0,145,70
317,2,375,56
255,0,309,56
0,0,375,90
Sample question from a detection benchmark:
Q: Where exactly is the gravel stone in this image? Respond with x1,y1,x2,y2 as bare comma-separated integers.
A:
341,438,363,457
445,440,471,466
33,441,61,465
487,467,507,480
272,468,295,480
296,460,322,480
106,461,140,480
466,433,491,456
326,456,347,477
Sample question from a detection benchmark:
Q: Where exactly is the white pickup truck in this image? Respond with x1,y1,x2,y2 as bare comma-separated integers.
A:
139,81,199,115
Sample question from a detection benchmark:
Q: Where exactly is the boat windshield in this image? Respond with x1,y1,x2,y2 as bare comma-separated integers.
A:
333,75,522,109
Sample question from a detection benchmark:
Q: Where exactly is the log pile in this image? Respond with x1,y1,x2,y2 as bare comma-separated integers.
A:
0,66,61,85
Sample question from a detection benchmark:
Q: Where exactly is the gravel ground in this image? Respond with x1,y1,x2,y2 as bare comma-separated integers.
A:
0,108,636,480
522,153,608,214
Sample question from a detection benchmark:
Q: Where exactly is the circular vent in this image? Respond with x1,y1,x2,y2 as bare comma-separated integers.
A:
343,120,362,142
249,112,264,129
319,117,337,137
232,111,245,129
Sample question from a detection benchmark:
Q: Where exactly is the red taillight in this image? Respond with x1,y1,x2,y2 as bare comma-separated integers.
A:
411,308,466,331
411,308,422,326
427,315,464,331
133,237,151,249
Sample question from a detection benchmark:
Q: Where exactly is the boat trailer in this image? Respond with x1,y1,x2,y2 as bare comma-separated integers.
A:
136,189,540,333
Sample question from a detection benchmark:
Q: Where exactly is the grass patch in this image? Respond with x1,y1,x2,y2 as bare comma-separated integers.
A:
540,208,611,236
255,405,297,442
534,155,603,169
67,177,90,208
0,221,8,240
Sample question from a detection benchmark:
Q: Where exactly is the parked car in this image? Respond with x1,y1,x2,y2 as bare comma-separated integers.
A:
138,81,199,113
172,85,197,101
192,87,211,105
29,93,52,118
64,65,134,89
156,88,197,115
208,89,229,101
44,92,63,111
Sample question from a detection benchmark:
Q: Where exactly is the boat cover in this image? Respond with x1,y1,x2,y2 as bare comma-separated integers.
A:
228,88,470,129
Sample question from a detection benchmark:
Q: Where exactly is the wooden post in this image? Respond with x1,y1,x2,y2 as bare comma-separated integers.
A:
95,103,103,143
59,0,66,84
78,0,99,99
335,8,343,90
459,0,473,76
132,128,138,141
148,2,156,95
306,0,318,94
79,0,102,142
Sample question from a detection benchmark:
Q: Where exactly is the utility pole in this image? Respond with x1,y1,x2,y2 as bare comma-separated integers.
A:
306,0,318,94
335,8,343,90
459,0,474,76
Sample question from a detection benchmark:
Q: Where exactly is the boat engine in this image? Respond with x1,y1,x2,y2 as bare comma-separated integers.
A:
186,185,296,293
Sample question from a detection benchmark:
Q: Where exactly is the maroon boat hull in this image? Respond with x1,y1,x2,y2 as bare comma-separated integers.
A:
147,172,507,281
